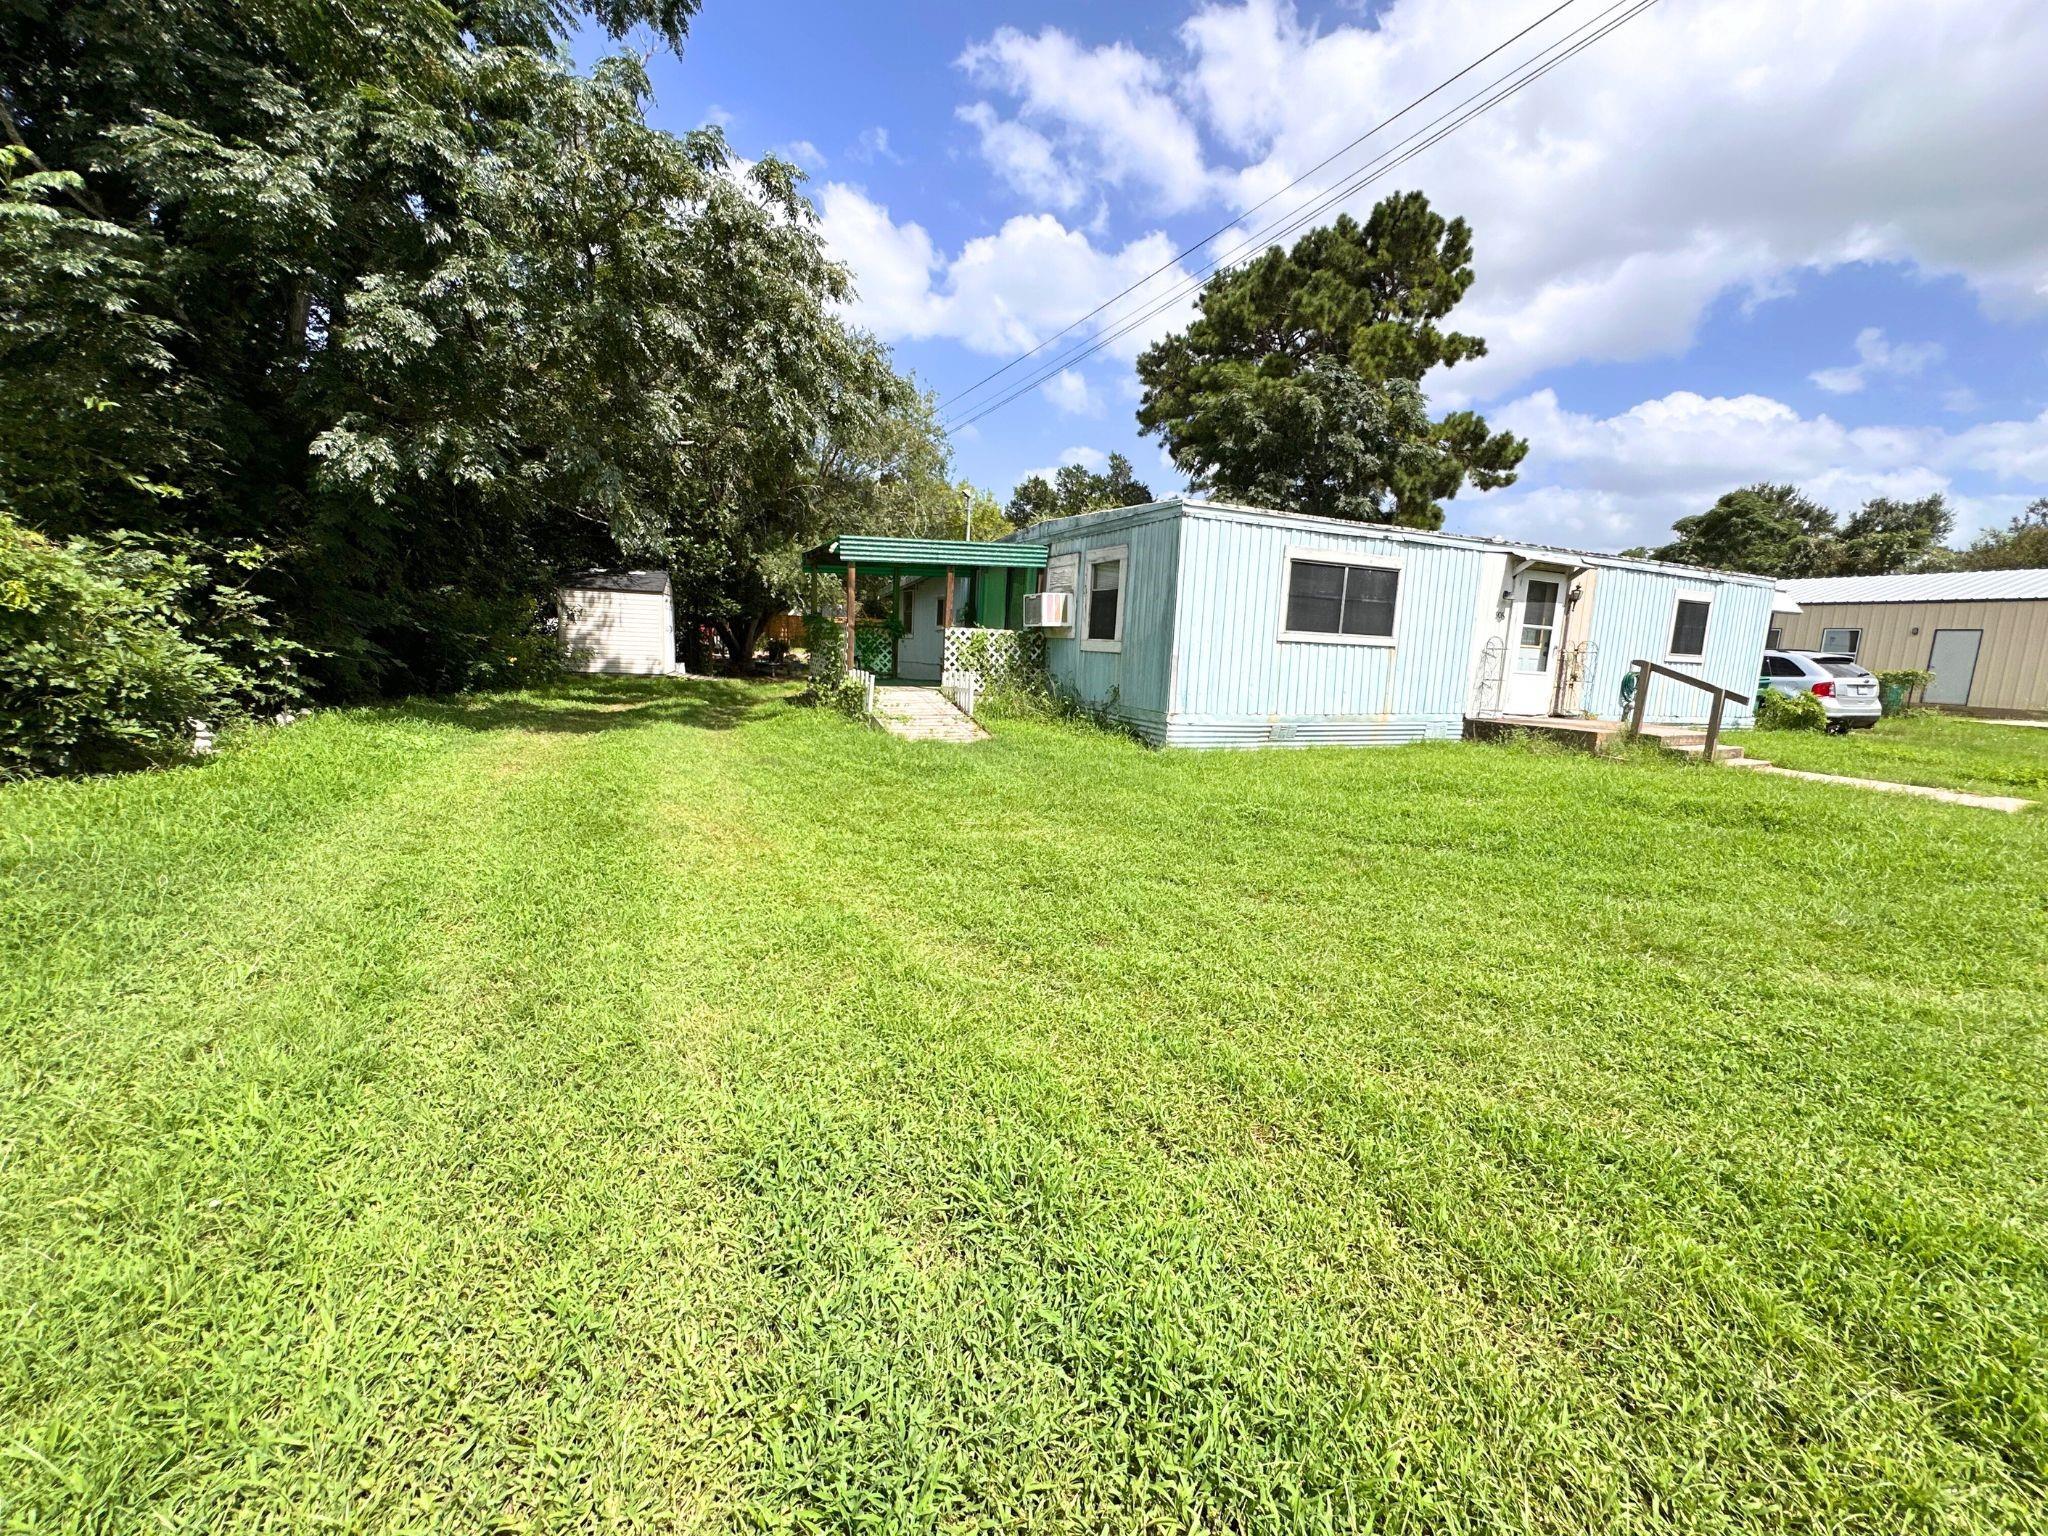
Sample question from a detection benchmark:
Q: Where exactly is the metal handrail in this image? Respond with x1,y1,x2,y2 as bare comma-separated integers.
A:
1626,659,1752,762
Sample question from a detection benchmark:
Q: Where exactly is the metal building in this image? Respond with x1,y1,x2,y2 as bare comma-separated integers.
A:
1775,570,2048,716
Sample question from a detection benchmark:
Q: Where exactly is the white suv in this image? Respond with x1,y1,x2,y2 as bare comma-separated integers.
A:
1760,650,1882,732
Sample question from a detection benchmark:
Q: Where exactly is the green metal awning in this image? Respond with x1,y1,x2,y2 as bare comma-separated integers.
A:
800,535,1049,575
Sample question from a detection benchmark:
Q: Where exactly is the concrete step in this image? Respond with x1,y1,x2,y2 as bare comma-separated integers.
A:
1665,742,1746,762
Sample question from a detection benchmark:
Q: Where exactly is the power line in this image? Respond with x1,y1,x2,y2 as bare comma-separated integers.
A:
936,0,1586,415
946,0,1656,434
945,0,1660,437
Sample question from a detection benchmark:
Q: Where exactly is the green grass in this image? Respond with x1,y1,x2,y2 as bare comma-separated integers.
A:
3,678,2046,1533
1730,712,2048,798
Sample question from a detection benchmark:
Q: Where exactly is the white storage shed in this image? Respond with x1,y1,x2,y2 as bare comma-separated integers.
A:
557,570,678,676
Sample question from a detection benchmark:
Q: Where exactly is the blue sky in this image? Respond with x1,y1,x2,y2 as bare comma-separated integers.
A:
582,0,2048,552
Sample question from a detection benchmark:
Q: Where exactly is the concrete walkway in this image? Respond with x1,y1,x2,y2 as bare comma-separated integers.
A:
872,685,988,744
1727,758,2033,812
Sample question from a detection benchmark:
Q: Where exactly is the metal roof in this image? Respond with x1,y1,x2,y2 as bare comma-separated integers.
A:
802,535,1049,573
564,569,670,595
1005,497,1778,587
1780,569,2048,604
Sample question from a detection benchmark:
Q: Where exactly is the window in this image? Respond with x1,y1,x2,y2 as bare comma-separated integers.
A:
1516,578,1560,673
1082,547,1126,651
1282,555,1399,641
1819,626,1861,656
1763,654,1805,678
1766,626,1782,649
1668,596,1710,658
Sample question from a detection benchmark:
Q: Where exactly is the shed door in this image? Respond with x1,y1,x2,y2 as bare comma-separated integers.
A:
1924,629,1981,706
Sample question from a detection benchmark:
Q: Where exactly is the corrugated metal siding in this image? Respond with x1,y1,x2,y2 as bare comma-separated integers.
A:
559,587,675,675
1165,511,1482,744
1580,567,1772,725
1775,599,2048,713
1038,508,1182,729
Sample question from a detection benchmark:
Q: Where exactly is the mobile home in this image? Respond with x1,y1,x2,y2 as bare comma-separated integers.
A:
1010,498,1774,747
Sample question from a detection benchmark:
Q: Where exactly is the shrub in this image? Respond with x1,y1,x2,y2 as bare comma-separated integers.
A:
1876,668,1934,716
0,515,304,777
1755,686,1827,732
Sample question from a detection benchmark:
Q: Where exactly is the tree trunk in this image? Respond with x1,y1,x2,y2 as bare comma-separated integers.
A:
720,613,767,675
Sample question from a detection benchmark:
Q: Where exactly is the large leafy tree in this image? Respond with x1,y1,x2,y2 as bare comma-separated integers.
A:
1,0,899,697
1004,453,1154,530
1633,486,1956,577
1954,499,2048,571
1831,494,1954,576
1635,484,1840,576
1136,193,1526,528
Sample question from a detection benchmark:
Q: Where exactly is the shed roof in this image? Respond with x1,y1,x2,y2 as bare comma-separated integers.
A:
801,535,1049,574
564,569,671,595
1780,569,2048,604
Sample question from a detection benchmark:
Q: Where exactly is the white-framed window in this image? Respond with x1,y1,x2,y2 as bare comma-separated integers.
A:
1279,548,1400,645
1819,626,1861,656
1668,591,1712,659
1081,545,1127,651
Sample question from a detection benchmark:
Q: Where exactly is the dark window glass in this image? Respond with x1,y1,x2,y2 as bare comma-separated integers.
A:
1764,655,1803,677
1819,627,1861,655
1287,560,1398,637
1286,560,1345,633
1087,558,1122,641
1670,598,1710,656
1342,566,1399,637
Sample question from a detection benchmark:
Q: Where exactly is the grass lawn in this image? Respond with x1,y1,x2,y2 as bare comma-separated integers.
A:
1730,712,2048,799
4,678,2046,1533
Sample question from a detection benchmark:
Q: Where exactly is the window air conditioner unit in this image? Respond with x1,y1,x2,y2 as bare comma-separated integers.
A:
1022,590,1071,629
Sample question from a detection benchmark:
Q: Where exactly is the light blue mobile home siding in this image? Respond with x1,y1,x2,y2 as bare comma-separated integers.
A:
1038,506,1182,742
1166,509,1484,747
1579,566,1773,726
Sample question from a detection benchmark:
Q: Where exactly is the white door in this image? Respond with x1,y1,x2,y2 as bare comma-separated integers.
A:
1925,629,1981,706
1504,572,1565,715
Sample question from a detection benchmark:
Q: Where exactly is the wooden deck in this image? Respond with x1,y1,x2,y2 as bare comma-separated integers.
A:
1464,715,1749,762
873,685,987,744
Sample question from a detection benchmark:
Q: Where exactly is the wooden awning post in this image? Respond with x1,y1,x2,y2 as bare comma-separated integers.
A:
844,563,857,672
943,567,955,629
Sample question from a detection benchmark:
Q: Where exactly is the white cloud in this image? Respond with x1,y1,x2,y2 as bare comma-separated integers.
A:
961,0,2048,404
1463,388,2048,549
815,185,1198,362
1041,368,1102,415
957,103,1084,211
957,25,1214,212
849,126,901,165
1809,327,1943,394
778,140,828,172
1012,445,1111,492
